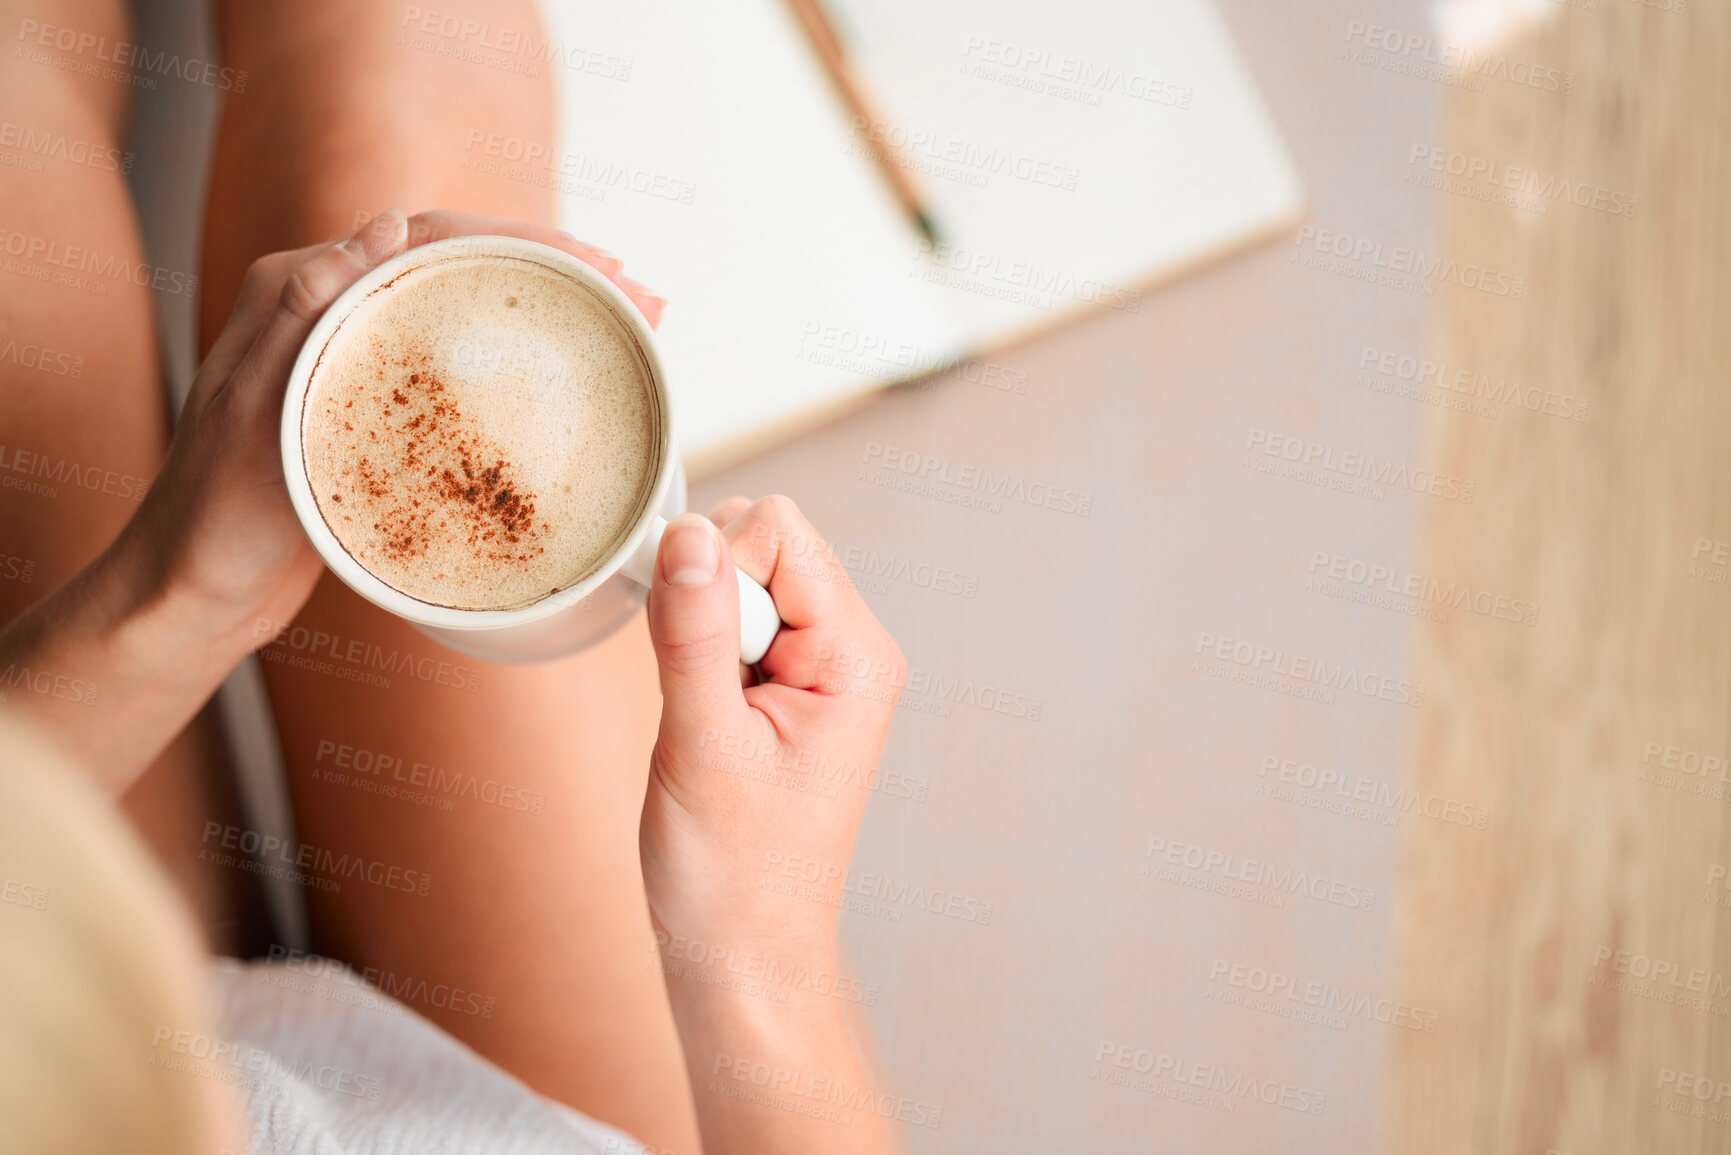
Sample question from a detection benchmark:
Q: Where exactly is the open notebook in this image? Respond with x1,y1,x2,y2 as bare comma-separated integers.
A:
537,0,1305,476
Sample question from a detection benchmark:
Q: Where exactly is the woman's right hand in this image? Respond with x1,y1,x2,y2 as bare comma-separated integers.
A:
640,495,903,1155
641,495,904,958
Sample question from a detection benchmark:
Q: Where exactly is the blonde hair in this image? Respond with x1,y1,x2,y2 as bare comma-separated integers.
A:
0,709,238,1154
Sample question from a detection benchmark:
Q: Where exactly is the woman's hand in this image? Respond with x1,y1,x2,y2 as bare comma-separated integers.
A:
129,209,665,645
641,496,904,1155
0,209,663,795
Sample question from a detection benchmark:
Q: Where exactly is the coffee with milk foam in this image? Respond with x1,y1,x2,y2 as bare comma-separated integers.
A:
302,254,659,611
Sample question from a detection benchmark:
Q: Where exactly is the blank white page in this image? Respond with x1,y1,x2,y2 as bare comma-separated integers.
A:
816,0,1304,342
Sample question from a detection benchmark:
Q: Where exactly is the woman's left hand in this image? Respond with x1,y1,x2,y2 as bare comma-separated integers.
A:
0,209,663,794
126,209,664,646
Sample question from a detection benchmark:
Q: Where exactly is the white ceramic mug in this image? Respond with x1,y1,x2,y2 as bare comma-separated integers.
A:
279,234,781,665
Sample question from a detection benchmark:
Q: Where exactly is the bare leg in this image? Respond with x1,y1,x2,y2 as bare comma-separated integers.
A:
0,0,264,955
201,4,699,1150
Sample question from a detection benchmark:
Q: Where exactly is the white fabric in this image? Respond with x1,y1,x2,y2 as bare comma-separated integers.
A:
210,959,645,1155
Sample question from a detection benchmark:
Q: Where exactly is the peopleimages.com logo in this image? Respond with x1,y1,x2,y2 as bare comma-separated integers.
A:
16,18,250,91
1291,225,1525,299
1193,630,1426,708
861,441,1093,517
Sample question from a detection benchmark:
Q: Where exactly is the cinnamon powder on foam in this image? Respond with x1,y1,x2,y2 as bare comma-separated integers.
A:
303,257,657,611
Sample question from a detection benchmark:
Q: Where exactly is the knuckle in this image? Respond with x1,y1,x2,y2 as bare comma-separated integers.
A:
276,247,353,323
405,211,446,247
277,268,326,323
883,666,906,706
240,253,286,300
752,493,803,530
655,626,735,676
243,252,281,285
747,493,845,574
707,495,751,525
879,636,907,685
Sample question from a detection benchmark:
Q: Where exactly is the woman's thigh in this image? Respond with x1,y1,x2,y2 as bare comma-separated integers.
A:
202,3,698,1151
0,0,264,956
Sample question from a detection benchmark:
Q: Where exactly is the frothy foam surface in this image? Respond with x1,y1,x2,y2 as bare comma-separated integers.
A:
303,254,658,611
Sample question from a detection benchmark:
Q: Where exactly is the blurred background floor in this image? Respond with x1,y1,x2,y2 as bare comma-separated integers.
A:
696,0,1731,1151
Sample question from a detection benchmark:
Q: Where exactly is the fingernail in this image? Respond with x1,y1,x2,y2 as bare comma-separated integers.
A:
618,274,655,295
662,515,720,587
344,209,407,266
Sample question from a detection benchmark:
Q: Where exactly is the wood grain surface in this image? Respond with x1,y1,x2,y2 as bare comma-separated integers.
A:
1395,2,1731,1153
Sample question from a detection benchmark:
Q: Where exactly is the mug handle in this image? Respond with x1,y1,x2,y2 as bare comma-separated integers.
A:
620,515,783,664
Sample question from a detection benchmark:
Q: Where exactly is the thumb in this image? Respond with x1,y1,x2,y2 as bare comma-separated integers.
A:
221,209,409,416
646,513,747,741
